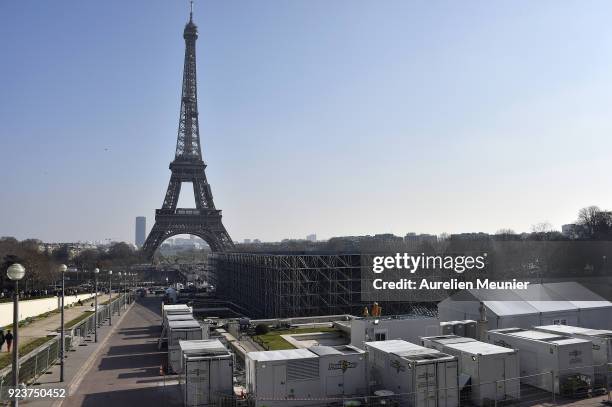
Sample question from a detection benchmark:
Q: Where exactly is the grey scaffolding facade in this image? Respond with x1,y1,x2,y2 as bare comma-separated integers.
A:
211,252,436,319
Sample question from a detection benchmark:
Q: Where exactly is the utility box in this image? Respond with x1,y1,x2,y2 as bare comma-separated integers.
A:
461,320,478,339
534,325,612,389
246,349,322,407
168,319,205,373
309,345,368,397
366,339,459,407
441,322,454,335
421,335,520,405
178,339,233,406
488,328,594,396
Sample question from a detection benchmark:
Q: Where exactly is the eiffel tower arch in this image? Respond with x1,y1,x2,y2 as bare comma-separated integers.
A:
142,9,233,260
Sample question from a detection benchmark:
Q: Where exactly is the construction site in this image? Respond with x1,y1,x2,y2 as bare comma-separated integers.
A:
210,252,438,319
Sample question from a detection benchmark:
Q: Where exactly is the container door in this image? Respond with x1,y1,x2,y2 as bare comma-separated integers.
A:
415,364,429,407
273,365,287,397
442,361,458,407
491,358,505,400
326,375,344,397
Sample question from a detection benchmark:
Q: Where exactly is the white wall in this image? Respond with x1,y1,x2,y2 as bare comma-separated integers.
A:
350,317,441,349
0,293,98,327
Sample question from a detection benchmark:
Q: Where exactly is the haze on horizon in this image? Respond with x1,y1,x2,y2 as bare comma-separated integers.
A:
1,1,612,244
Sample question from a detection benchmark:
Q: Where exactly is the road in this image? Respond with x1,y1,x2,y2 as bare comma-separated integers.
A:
61,296,181,407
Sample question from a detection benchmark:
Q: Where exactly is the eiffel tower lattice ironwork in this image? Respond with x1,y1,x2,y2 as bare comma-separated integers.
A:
142,9,233,259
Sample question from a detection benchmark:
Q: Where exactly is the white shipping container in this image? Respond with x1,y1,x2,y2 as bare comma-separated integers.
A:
309,345,368,397
179,340,234,407
421,335,520,406
168,319,205,373
534,325,612,389
162,303,192,319
487,328,595,395
366,340,459,407
246,349,322,407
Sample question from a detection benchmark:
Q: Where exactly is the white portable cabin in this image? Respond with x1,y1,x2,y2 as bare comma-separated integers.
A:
168,319,205,373
350,315,441,349
534,325,612,389
162,303,193,320
160,313,196,344
178,339,233,407
421,335,520,406
246,349,322,407
309,345,368,397
487,328,594,395
365,339,459,407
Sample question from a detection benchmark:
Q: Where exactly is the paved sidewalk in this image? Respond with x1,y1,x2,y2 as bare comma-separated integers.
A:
16,296,135,406
33,296,182,407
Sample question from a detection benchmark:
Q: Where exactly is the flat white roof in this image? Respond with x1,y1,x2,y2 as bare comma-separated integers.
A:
168,319,200,329
536,325,612,338
164,304,191,310
166,314,195,321
179,339,229,355
365,339,443,358
492,328,591,346
247,348,317,362
445,341,516,355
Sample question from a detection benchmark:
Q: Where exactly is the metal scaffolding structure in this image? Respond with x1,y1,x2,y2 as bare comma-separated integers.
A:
211,252,436,319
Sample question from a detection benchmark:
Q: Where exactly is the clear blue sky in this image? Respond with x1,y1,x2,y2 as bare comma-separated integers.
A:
2,1,612,244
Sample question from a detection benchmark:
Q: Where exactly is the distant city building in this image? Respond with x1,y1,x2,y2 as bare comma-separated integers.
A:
404,233,437,245
244,239,251,244
135,216,146,248
561,224,588,240
253,239,261,243
306,234,317,242
449,232,490,241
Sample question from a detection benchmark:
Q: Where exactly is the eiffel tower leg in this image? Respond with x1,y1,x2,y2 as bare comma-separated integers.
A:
142,222,168,260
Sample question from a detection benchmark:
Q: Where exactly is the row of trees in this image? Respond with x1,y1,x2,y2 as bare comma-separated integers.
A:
0,237,142,293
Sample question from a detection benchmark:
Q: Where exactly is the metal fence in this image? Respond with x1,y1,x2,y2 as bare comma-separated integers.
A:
0,292,132,402
199,362,612,407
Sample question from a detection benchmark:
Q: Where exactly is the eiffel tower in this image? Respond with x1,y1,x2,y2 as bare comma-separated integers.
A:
142,6,233,259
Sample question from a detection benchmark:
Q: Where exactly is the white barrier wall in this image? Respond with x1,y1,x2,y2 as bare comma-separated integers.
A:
0,293,98,327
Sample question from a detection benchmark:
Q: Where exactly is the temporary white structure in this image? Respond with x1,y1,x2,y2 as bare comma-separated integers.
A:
245,345,368,407
178,339,233,406
421,335,520,405
438,282,612,330
168,319,206,373
366,339,459,407
487,328,594,395
533,325,612,389
246,349,321,407
350,315,441,349
309,345,367,397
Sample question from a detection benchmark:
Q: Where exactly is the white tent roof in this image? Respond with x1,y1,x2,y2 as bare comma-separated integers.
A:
441,282,611,317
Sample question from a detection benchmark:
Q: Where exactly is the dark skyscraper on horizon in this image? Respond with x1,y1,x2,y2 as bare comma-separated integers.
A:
135,216,146,248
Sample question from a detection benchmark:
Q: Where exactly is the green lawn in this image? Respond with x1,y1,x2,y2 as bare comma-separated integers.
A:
64,311,95,329
0,336,51,370
253,327,338,351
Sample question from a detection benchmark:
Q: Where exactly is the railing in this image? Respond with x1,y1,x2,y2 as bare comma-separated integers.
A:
0,292,134,402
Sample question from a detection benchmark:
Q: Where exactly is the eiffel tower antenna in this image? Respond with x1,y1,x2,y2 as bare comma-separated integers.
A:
189,0,194,21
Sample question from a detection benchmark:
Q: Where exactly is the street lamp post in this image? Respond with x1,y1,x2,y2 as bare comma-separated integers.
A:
58,264,67,382
7,263,25,407
93,268,99,343
108,270,113,326
117,272,122,316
